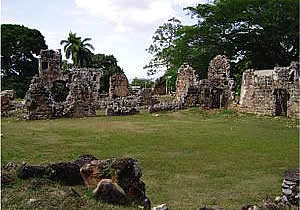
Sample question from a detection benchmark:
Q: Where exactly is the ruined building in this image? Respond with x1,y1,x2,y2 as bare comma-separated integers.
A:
25,49,102,119
175,55,236,109
150,55,236,112
239,62,299,118
24,49,299,119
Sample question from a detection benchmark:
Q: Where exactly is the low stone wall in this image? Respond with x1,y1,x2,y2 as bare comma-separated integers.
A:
105,97,139,116
148,102,184,113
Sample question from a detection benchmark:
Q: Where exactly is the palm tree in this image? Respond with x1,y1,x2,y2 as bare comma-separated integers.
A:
60,32,95,67
77,37,95,67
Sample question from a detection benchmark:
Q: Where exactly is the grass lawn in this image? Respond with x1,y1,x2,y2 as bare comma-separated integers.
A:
1,109,299,209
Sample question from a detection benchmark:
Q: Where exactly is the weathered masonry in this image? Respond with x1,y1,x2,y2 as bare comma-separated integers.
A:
239,62,299,118
175,55,236,109
25,49,102,119
150,55,236,112
109,73,129,99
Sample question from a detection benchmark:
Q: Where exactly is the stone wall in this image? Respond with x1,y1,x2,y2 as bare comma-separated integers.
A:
109,73,129,99
207,55,231,83
175,63,198,101
1,90,16,117
239,62,299,118
137,88,159,107
174,55,234,109
25,49,102,120
105,97,139,116
39,49,62,85
153,77,166,95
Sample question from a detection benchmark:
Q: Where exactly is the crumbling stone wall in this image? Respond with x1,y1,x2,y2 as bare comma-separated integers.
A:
239,62,299,118
62,70,100,118
207,55,231,83
25,49,102,120
174,55,234,109
175,63,198,101
25,77,58,120
109,73,129,99
137,88,158,106
153,77,166,95
1,90,16,116
39,49,62,84
105,97,139,116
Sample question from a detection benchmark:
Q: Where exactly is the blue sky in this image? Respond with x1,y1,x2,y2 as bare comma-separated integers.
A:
2,0,206,81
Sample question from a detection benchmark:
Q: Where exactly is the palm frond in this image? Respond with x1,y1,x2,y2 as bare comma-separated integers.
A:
83,43,95,51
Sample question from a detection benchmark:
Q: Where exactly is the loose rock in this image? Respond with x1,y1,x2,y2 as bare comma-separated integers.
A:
16,164,46,179
152,203,168,210
93,179,128,205
73,154,98,168
63,187,81,197
46,162,83,185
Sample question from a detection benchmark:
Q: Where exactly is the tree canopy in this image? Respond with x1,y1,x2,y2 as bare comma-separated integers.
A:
1,24,48,98
145,0,299,90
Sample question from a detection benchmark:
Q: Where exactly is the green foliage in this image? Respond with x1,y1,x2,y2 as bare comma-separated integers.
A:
60,33,122,93
186,0,299,69
144,17,182,76
145,0,299,89
131,78,154,88
61,60,73,71
1,24,48,98
60,32,95,67
90,53,123,93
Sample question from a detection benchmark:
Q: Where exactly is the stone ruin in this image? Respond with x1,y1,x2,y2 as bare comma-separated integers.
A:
150,55,300,119
25,49,102,119
2,154,151,208
0,90,25,117
150,55,236,112
13,49,300,119
1,90,16,116
239,61,299,118
179,55,236,109
153,77,166,95
109,73,129,99
3,156,298,209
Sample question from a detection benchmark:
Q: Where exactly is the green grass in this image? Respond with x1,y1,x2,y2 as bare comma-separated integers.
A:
1,109,299,209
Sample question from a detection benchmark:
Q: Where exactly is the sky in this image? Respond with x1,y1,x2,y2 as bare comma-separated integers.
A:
1,0,207,81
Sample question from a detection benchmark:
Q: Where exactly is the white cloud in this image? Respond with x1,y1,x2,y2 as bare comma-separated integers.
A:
173,0,207,7
74,0,206,32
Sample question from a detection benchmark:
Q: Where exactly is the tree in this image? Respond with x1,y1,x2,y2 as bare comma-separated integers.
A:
185,0,299,71
144,17,182,76
89,53,123,93
60,32,95,67
145,0,299,91
1,24,48,98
